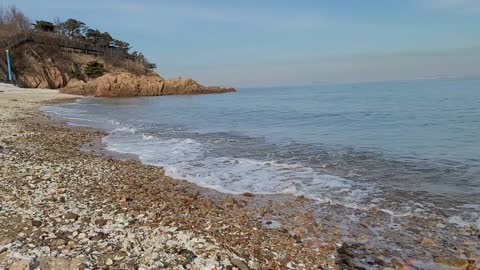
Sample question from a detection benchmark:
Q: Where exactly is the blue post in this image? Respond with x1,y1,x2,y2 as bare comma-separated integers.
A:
6,49,12,81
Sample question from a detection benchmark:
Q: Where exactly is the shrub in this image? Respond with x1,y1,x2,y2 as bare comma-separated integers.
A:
84,61,105,78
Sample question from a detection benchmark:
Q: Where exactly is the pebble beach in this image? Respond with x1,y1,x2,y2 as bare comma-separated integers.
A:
0,84,338,269
1,84,479,270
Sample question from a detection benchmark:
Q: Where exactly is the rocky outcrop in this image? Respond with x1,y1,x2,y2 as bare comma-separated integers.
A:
163,77,235,95
61,72,166,97
16,51,72,89
12,45,235,97
61,73,235,97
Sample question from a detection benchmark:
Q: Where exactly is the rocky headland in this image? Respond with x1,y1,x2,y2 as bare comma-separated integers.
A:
1,9,234,97
60,73,235,97
11,47,234,97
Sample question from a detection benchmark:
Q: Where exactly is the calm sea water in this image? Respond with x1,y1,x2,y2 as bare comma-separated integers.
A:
43,78,480,228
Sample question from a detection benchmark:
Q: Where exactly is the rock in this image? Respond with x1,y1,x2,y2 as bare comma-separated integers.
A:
163,77,235,96
391,258,407,270
38,257,82,270
64,212,79,221
62,72,235,97
9,260,30,270
420,237,438,247
360,221,370,228
17,56,69,89
295,195,307,203
63,72,165,97
434,256,469,269
32,220,42,227
241,192,255,198
95,218,107,226
231,259,250,270
50,238,66,247
114,255,124,261
106,258,113,266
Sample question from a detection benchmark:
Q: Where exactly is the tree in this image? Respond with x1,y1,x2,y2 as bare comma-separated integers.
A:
60,18,85,36
35,20,55,32
84,61,105,78
112,39,130,52
100,32,113,47
85,28,102,44
0,5,31,33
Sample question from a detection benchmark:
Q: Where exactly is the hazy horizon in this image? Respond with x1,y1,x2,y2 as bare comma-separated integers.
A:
9,0,480,87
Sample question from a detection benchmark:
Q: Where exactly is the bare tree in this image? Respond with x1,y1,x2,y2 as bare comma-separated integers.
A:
7,6,31,33
0,5,31,37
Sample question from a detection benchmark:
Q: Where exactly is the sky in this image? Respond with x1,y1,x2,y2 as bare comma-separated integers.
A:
7,0,480,87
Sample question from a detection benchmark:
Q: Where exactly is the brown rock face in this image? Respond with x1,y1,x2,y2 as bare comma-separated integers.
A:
13,46,82,89
61,72,235,97
163,77,235,95
17,56,69,89
62,72,165,97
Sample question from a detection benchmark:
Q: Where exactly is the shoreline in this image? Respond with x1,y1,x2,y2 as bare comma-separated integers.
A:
0,85,338,269
1,85,478,270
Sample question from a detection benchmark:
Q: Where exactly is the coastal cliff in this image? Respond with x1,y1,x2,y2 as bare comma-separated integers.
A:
1,9,234,97
11,46,234,97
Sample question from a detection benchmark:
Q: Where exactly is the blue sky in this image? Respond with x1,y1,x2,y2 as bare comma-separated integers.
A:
8,0,480,87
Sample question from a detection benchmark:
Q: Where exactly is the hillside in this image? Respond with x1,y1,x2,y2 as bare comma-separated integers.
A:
0,6,235,96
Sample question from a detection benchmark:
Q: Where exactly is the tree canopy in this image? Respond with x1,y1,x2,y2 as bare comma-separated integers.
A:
35,20,55,32
0,6,156,71
59,18,86,36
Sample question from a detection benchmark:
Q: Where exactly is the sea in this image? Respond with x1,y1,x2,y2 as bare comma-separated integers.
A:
42,78,480,230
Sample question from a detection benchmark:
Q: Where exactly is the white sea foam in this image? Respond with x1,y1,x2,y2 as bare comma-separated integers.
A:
447,215,480,230
142,134,155,140
103,131,374,205
113,126,137,133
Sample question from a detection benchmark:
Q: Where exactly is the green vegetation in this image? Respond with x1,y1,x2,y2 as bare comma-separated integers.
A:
0,5,156,72
34,20,55,32
84,61,105,78
58,18,86,37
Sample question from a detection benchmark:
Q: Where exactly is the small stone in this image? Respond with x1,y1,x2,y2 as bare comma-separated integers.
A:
370,206,381,216
391,258,407,270
106,258,113,266
241,192,255,198
434,257,469,269
295,195,307,202
32,220,42,227
360,221,370,228
95,218,107,226
57,188,66,194
9,260,30,270
114,255,124,261
64,213,79,221
231,259,250,270
421,237,438,247
77,233,86,239
50,238,66,247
